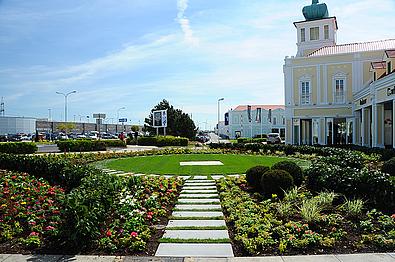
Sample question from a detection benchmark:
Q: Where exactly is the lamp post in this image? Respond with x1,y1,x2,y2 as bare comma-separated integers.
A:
217,98,224,135
56,91,76,122
116,107,126,133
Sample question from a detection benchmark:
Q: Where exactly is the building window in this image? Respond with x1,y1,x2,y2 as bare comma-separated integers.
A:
301,81,311,105
373,72,377,81
334,79,345,104
301,28,306,42
310,27,319,41
273,117,277,125
282,117,285,125
324,25,329,40
388,61,392,75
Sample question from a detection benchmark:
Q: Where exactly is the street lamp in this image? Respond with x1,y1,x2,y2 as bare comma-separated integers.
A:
56,91,77,122
217,98,225,135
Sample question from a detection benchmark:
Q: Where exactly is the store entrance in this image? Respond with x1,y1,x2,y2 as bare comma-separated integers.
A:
384,102,393,148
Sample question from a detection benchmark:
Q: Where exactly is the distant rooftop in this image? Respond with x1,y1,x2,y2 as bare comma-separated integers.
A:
308,39,395,57
233,105,284,111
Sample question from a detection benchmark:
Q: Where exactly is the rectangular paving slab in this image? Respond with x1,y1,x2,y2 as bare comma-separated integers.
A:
166,220,226,228
162,229,229,239
155,243,234,257
183,186,217,190
178,198,220,203
282,255,340,262
181,190,218,194
335,253,395,262
187,180,215,183
184,183,216,186
172,211,223,218
179,194,218,198
192,176,211,180
175,204,222,210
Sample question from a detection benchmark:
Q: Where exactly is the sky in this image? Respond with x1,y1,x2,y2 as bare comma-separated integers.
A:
0,0,395,130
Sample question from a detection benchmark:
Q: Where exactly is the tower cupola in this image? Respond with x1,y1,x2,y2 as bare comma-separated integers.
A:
303,0,329,21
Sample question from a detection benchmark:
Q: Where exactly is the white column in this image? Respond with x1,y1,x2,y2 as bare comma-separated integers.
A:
361,108,366,146
393,100,395,149
372,104,378,148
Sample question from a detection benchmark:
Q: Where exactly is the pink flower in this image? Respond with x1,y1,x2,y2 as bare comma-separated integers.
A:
28,221,36,226
29,232,39,236
45,226,55,231
391,214,395,219
130,232,138,238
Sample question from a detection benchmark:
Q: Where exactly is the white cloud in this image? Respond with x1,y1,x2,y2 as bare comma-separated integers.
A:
177,0,199,46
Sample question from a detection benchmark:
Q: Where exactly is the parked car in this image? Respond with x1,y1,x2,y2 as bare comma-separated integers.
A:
267,133,282,144
0,135,7,142
76,133,87,139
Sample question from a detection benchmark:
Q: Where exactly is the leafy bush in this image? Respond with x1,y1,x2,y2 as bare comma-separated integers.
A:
272,161,304,186
57,140,107,152
260,169,294,197
137,136,188,147
0,142,37,154
0,153,99,191
237,137,267,143
299,199,322,223
340,199,364,218
245,166,270,189
382,157,395,176
102,139,127,148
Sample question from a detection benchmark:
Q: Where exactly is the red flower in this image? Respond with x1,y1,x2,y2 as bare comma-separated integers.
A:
130,232,138,238
106,230,112,237
11,175,17,180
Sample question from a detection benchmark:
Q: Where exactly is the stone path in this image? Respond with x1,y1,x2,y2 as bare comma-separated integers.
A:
155,176,234,258
101,169,190,179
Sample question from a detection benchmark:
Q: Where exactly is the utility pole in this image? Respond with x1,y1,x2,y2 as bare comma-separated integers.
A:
0,97,5,116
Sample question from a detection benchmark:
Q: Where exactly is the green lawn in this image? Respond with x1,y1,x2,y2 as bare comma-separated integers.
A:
103,154,308,175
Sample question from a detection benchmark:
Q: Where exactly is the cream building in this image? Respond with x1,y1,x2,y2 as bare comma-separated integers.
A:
226,105,285,139
284,0,395,148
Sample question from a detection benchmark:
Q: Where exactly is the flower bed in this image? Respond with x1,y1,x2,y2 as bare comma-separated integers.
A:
217,176,395,256
0,169,183,254
0,170,65,249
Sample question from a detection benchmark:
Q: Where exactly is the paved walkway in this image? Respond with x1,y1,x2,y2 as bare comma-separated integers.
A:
1,253,394,261
155,176,234,257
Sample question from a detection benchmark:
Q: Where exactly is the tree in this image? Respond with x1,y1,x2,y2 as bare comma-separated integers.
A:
57,123,76,134
144,100,197,139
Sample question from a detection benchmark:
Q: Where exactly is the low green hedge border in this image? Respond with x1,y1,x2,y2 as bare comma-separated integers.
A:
0,142,37,154
57,139,126,152
137,136,188,147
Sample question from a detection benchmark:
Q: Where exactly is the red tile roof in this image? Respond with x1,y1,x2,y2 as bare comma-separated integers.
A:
308,39,395,57
233,105,285,111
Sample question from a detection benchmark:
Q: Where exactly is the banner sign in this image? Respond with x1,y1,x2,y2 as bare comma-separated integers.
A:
247,105,252,123
119,118,127,123
153,110,168,128
256,108,262,123
93,113,106,119
224,112,229,126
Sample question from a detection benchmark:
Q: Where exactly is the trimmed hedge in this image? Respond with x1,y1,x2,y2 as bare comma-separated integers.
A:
0,153,98,191
57,139,126,152
246,166,270,189
237,138,267,144
272,161,304,186
0,142,37,154
260,169,294,198
137,136,188,147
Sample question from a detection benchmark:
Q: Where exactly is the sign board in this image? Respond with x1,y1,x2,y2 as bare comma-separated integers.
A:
153,110,167,128
224,112,229,126
387,87,395,96
119,118,128,123
93,113,106,119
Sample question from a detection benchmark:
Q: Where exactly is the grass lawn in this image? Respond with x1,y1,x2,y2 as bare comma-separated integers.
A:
102,154,308,175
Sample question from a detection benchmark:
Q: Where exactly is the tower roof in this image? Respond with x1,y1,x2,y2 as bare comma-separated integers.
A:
302,0,329,21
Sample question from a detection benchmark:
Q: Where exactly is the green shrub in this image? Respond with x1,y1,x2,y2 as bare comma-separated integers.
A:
237,137,267,144
260,169,294,197
382,157,395,176
57,140,107,152
300,198,322,223
246,166,270,189
0,142,37,154
272,161,304,186
102,139,127,148
137,136,188,147
0,153,98,191
340,199,364,218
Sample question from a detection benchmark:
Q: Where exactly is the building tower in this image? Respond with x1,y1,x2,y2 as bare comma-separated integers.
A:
0,97,4,116
294,0,338,57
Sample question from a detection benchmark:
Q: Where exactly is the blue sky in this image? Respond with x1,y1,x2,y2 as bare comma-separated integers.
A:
1,0,394,129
